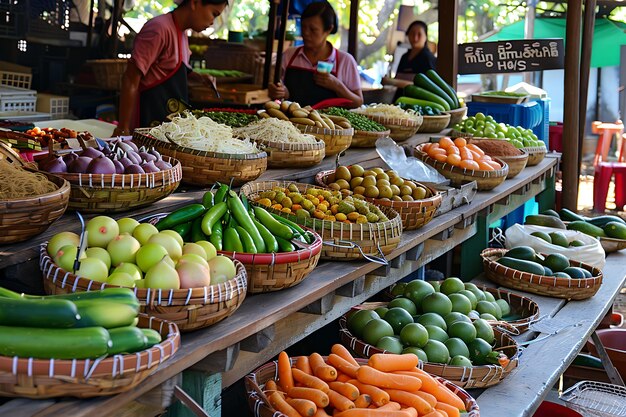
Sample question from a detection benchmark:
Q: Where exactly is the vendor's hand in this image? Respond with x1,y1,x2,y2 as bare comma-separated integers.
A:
313,72,340,91
112,126,131,137
269,82,288,100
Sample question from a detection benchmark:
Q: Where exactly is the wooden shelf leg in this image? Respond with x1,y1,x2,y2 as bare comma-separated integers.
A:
590,331,626,386
163,372,221,417
460,214,489,280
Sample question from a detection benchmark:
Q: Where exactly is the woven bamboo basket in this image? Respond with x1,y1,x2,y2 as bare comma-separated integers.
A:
133,129,267,186
444,107,468,128
255,138,325,168
339,308,519,389
0,143,70,244
481,248,603,300
40,244,248,332
599,236,626,253
349,129,391,148
293,124,353,156
467,138,529,179
315,169,442,231
414,144,509,191
88,59,128,90
0,314,180,398
417,114,452,133
354,112,422,142
241,181,403,262
45,156,182,213
477,286,540,333
245,356,480,417
523,146,547,166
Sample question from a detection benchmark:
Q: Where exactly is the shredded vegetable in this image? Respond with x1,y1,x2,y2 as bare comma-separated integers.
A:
355,103,422,122
149,112,258,154
233,118,318,144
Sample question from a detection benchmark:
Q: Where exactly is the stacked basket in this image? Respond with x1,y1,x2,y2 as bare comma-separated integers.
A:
255,137,325,168
355,113,422,142
293,124,354,157
350,128,391,148
417,113,452,134
39,243,248,332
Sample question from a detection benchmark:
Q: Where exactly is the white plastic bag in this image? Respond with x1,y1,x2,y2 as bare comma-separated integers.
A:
375,137,447,183
505,224,605,269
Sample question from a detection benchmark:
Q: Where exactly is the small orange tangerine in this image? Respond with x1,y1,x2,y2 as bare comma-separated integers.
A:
446,146,460,155
433,153,448,162
439,137,454,149
479,154,493,161
486,161,502,170
422,143,432,153
453,137,467,148
459,147,474,161
477,161,495,171
469,149,483,160
459,159,480,170
466,144,485,156
428,148,447,157
447,154,462,166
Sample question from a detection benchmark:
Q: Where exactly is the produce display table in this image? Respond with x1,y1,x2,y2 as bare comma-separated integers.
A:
2,141,613,417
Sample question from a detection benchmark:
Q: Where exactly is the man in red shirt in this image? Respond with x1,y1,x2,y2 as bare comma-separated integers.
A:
113,0,228,134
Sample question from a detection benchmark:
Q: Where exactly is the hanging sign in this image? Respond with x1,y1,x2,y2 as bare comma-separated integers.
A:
457,39,565,74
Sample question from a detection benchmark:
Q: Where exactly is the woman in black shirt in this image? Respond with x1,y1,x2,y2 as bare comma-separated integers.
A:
396,20,436,79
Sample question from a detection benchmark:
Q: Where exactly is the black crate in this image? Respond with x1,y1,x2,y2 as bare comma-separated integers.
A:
0,1,26,38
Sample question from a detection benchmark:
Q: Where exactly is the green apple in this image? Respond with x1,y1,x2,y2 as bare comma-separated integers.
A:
145,258,180,289
117,217,140,235
47,232,80,257
76,257,109,282
135,242,169,272
179,253,209,268
183,243,208,260
106,272,137,287
208,256,237,285
161,230,184,248
86,216,119,248
85,247,111,270
132,223,159,245
148,233,182,260
113,263,143,281
107,234,141,266
53,244,85,272
196,240,217,261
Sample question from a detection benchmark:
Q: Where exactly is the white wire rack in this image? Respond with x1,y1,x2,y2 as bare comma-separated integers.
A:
561,381,626,417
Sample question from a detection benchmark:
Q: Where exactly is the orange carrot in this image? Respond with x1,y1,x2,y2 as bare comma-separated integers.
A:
354,394,372,408
289,387,330,408
327,354,359,378
313,408,332,417
329,381,359,401
336,373,352,383
287,398,317,417
296,356,313,375
334,409,415,417
292,368,330,393
415,390,437,407
278,351,295,392
269,391,302,417
328,389,356,411
404,369,465,410
435,402,460,417
331,344,360,367
422,411,444,417
347,379,390,407
436,408,449,417
368,353,419,372
357,366,422,391
265,379,283,398
384,388,433,415
310,353,338,382
401,407,418,417
376,401,401,410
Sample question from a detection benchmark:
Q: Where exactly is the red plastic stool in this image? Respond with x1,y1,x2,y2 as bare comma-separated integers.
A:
594,161,626,212
592,120,624,165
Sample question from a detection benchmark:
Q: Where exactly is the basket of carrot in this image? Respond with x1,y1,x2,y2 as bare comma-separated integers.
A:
245,344,480,417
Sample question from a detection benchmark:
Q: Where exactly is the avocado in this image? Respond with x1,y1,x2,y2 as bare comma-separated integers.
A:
505,246,538,262
541,209,561,218
603,221,626,240
542,253,570,273
566,221,606,238
531,231,552,244
525,214,566,229
497,257,546,275
549,231,569,248
587,215,626,228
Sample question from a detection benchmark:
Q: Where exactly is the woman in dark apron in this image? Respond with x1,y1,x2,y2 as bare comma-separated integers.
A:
113,0,228,136
269,1,363,108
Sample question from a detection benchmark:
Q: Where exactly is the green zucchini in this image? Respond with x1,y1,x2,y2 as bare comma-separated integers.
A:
252,218,279,253
275,236,295,252
108,326,148,355
235,226,258,253
395,96,446,112
0,287,23,299
587,215,626,227
425,69,460,108
413,73,455,109
74,300,139,329
404,85,450,111
0,325,111,359
171,221,192,240
155,204,206,231
0,297,80,328
141,328,163,347
38,288,139,308
559,208,588,223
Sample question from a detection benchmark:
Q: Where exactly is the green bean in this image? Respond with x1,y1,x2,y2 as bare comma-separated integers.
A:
323,107,387,132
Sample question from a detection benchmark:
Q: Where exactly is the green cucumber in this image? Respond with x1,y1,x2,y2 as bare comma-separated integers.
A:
425,69,460,108
497,257,546,275
395,96,446,112
0,287,23,299
74,300,139,329
413,73,455,109
201,202,228,236
202,190,214,208
268,212,311,243
171,221,192,240
525,214,566,229
404,85,450,111
0,325,111,359
235,226,258,254
228,191,266,252
604,221,626,239
566,221,606,238
37,288,139,308
108,326,148,355
190,217,206,243
559,208,588,222
275,236,296,252
587,215,626,227
253,206,294,240
0,297,80,328
141,328,162,347
252,218,279,253
155,204,206,231
209,221,223,250
223,227,244,252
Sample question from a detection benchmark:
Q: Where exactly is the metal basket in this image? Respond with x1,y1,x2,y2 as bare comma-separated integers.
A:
561,381,626,417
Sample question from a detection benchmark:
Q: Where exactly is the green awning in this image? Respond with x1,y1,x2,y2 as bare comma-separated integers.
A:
483,18,626,68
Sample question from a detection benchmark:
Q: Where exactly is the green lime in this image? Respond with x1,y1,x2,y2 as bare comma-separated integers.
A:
476,300,498,317
383,307,415,334
440,277,465,295
376,336,404,354
569,240,585,247
425,325,449,343
374,307,389,318
390,282,407,297
449,355,473,367
449,293,472,315
448,321,477,344
422,340,450,364
459,290,478,309
444,312,472,328
403,280,435,309
543,253,570,273
427,280,441,292
444,337,470,358
531,231,552,243
480,313,498,321
495,299,511,317
402,346,428,362
549,232,569,248
465,283,486,302
388,297,418,316
400,323,429,348
421,293,453,316
416,312,447,330
491,301,503,320
362,318,394,345
468,310,480,320
483,291,496,303
467,338,494,365
473,318,495,344
347,309,379,338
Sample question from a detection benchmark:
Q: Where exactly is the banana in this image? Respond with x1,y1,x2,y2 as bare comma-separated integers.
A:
290,117,316,126
280,100,292,112
288,102,301,114
267,108,290,121
259,111,271,118
321,116,335,129
337,121,352,129
292,109,310,118
264,101,280,110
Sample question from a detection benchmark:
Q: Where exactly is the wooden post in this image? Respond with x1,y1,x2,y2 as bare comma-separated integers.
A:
86,0,95,49
263,0,280,89
274,0,291,84
110,0,123,57
561,0,583,210
577,0,596,176
437,0,458,89
347,0,360,60
523,0,536,84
